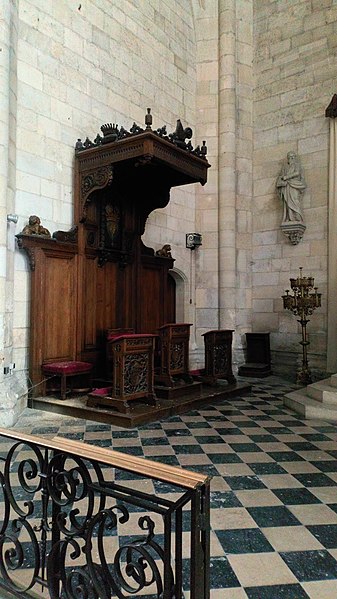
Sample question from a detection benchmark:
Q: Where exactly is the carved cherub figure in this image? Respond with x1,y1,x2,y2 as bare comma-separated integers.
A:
21,215,51,237
156,244,172,258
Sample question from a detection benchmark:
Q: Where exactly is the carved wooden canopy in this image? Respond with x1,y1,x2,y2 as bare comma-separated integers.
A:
75,110,210,224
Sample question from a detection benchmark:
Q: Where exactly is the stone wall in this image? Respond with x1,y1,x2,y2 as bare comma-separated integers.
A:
0,0,27,427
253,0,336,378
11,0,202,396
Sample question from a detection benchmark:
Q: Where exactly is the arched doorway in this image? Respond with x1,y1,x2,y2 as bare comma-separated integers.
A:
168,268,187,324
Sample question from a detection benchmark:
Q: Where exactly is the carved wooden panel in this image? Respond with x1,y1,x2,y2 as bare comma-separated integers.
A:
83,256,97,349
16,237,78,393
43,255,76,362
137,264,162,333
103,261,119,329
167,273,176,324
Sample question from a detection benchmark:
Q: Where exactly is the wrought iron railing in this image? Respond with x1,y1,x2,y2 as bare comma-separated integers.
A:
0,428,210,598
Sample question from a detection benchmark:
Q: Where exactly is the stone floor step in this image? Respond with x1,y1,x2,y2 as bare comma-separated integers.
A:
306,380,337,404
330,373,337,387
284,390,337,422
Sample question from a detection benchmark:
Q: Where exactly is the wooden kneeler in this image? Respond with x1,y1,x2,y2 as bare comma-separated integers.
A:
88,334,156,413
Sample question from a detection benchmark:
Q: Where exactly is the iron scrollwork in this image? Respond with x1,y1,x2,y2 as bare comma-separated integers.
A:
0,441,44,591
0,435,208,598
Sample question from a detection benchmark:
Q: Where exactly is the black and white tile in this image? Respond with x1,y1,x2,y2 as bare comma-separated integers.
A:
6,376,337,598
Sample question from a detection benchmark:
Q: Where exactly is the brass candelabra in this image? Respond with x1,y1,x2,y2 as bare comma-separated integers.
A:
282,267,321,386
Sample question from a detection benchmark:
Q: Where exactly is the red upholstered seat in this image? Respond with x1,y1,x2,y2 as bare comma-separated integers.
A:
108,333,156,342
42,361,93,400
106,328,135,341
42,361,93,375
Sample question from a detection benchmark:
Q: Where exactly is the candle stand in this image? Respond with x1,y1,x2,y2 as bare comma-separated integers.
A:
282,268,321,386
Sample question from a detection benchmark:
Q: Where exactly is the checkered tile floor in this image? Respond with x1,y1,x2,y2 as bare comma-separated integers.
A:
8,376,337,598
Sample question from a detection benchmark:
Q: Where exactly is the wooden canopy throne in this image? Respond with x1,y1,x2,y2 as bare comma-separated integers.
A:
17,110,209,397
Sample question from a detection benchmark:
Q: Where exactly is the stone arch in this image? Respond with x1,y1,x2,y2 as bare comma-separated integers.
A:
169,267,188,323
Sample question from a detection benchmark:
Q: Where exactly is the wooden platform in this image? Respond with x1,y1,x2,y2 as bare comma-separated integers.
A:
155,381,202,400
30,381,252,428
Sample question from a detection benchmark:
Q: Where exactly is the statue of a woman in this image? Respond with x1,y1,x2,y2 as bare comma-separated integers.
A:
276,151,306,223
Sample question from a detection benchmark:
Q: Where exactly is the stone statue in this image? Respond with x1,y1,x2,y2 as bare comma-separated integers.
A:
21,215,51,237
276,151,306,223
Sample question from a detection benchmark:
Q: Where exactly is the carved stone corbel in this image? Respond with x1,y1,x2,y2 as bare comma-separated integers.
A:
280,222,306,245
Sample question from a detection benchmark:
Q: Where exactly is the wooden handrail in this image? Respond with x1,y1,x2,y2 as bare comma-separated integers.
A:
0,428,209,490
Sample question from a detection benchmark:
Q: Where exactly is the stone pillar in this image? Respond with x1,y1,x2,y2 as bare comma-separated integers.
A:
234,1,253,337
218,0,253,350
218,0,237,330
326,95,337,373
0,0,22,426
193,0,220,366
193,0,253,368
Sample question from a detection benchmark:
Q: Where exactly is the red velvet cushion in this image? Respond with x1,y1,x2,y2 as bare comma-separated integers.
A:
42,361,93,375
106,329,135,341
89,387,112,396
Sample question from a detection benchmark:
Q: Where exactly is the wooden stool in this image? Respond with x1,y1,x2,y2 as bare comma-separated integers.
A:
42,361,93,400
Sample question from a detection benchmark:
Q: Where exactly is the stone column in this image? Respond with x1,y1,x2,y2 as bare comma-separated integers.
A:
326,95,337,373
218,0,253,349
193,0,220,366
218,0,237,330
0,0,21,426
